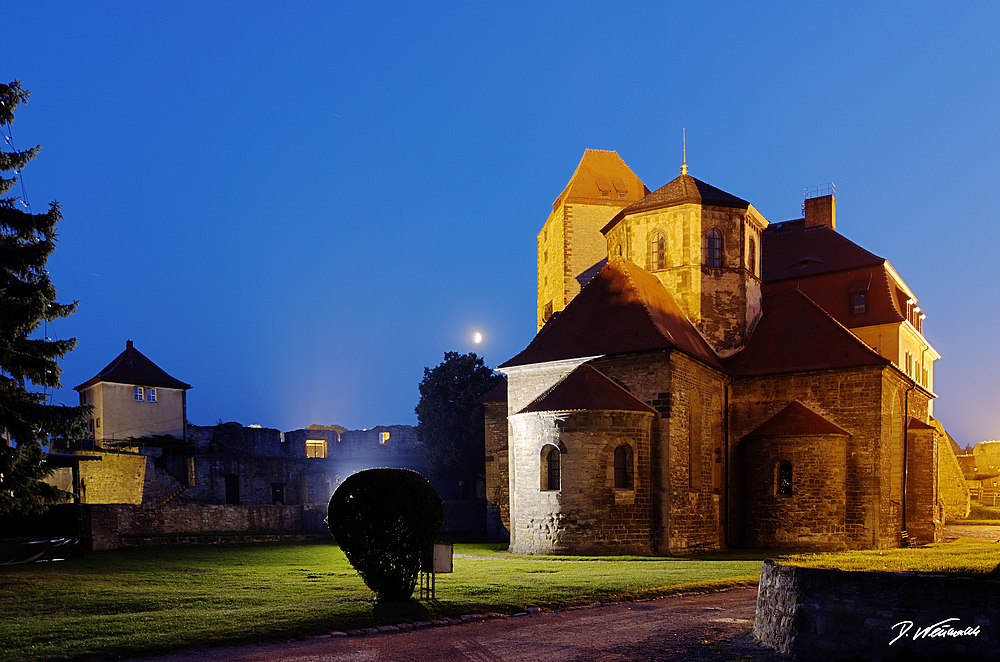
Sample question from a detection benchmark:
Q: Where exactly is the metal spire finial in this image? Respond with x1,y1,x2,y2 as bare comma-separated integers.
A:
681,128,688,175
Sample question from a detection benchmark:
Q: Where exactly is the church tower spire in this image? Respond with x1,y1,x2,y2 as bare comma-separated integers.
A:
680,128,688,175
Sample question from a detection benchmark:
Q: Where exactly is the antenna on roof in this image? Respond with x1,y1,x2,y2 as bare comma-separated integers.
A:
681,128,688,175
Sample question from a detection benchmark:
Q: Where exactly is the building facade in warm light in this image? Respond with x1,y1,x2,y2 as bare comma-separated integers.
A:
487,150,966,556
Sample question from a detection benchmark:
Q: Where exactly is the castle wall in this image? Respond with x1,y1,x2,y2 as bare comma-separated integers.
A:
742,433,848,550
507,409,653,555
483,400,510,537
932,420,971,520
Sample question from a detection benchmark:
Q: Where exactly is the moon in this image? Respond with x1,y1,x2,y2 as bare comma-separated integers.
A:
474,332,483,344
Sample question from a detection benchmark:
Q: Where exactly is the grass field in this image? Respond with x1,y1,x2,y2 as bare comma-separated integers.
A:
3,538,997,662
0,540,764,662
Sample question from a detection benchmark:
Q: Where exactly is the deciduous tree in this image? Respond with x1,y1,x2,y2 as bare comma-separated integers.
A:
414,351,501,488
0,81,89,515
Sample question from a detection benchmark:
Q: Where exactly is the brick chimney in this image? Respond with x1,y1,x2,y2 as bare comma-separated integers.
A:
804,194,836,230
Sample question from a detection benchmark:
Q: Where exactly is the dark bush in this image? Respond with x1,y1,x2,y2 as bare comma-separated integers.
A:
327,468,444,601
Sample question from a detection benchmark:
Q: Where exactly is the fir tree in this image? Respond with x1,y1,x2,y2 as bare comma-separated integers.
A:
0,80,89,516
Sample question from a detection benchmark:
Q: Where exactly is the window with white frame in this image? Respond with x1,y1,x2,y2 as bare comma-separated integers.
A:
147,388,157,403
134,386,144,402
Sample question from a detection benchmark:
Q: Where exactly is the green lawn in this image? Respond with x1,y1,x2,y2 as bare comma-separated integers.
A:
0,540,764,662
781,539,999,575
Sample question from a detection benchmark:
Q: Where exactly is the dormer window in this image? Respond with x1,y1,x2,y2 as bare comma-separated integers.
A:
849,275,871,316
852,293,867,315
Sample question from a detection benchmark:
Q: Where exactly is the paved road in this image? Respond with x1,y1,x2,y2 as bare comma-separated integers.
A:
122,588,790,662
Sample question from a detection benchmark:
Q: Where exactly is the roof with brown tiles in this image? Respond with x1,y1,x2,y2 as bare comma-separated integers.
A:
762,220,884,282
74,340,191,391
500,259,724,370
744,401,850,438
518,364,655,415
552,149,649,208
603,173,749,234
727,289,890,376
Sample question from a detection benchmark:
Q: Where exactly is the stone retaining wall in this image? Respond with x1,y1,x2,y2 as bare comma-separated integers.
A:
755,559,999,660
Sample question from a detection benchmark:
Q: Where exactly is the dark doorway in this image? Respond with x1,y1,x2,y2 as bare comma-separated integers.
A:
271,483,285,505
225,474,240,504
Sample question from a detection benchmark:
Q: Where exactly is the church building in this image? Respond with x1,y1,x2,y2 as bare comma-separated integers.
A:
485,149,960,555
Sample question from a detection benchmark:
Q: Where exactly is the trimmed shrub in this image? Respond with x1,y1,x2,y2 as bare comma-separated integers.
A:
328,468,444,601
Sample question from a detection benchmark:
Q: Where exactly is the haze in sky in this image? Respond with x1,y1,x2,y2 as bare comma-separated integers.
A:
5,2,999,445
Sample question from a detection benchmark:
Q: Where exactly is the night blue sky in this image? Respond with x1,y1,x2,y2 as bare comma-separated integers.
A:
6,2,1000,445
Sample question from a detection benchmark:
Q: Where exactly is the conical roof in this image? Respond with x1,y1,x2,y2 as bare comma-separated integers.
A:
501,259,722,370
74,340,191,390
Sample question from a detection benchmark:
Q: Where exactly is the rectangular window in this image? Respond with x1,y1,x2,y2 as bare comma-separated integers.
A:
851,293,867,315
147,388,157,403
134,386,144,402
305,440,327,458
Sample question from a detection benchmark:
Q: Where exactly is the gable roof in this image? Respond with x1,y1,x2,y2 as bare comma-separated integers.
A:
74,340,191,391
603,173,749,234
518,364,655,415
500,259,723,370
727,289,890,376
552,149,648,208
762,220,884,282
744,401,850,438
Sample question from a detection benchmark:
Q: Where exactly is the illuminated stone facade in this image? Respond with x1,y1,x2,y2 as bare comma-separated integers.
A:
487,151,965,555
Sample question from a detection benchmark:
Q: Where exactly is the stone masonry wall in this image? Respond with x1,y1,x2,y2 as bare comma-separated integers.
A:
591,351,728,554
78,451,147,504
507,409,653,555
755,560,999,660
932,420,971,520
742,434,848,550
83,503,310,551
731,366,911,550
483,399,510,535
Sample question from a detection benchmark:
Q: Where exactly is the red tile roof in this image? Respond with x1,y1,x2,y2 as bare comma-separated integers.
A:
762,220,883,282
74,340,191,391
727,289,890,376
500,259,723,370
603,173,749,234
745,401,850,438
518,364,655,415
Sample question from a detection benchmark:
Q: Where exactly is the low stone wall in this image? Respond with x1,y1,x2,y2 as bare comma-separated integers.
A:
755,560,999,660
83,503,330,551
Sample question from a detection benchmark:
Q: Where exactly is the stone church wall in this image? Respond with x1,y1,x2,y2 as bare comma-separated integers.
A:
507,409,653,555
483,399,510,537
743,433,848,550
730,366,887,550
590,351,727,554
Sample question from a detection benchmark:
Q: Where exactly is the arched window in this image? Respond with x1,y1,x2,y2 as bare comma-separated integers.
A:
777,461,792,496
541,445,561,491
748,237,756,276
706,229,723,267
614,444,634,489
648,232,666,271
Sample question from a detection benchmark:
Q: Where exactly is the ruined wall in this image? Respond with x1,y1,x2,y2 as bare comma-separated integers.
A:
78,451,147,504
507,408,653,555
83,503,314,551
742,433,848,551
